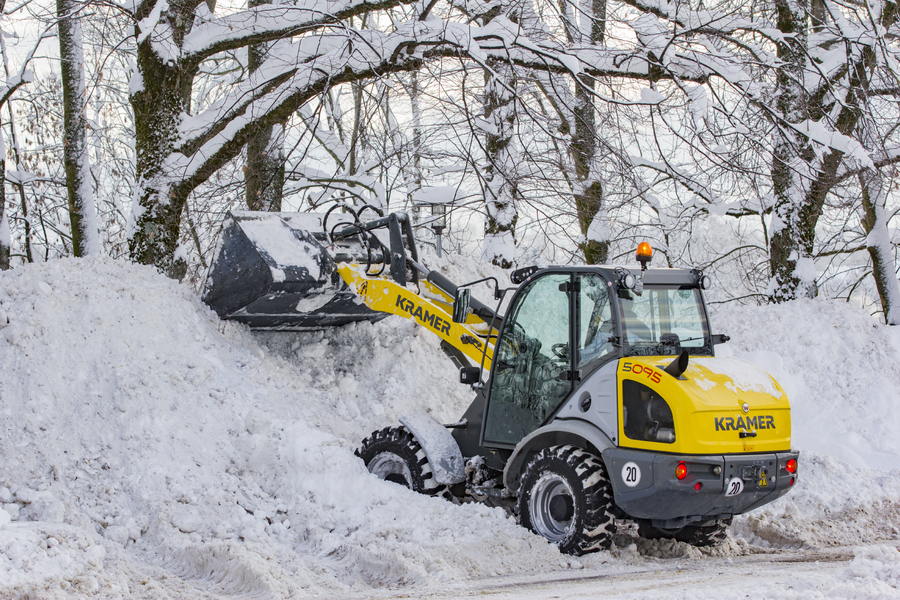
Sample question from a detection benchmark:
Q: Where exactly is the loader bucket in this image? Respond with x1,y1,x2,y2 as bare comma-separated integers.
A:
202,211,388,331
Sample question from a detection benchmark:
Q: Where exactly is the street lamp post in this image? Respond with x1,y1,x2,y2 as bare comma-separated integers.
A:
412,187,454,258
431,202,447,258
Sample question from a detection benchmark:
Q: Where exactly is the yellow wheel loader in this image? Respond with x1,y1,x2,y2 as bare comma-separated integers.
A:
203,207,799,555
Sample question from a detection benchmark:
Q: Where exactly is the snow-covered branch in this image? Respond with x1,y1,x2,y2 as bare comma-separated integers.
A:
182,0,418,62
619,0,776,37
167,17,733,200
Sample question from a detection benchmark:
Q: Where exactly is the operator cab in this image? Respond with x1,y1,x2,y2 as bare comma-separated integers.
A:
452,251,721,462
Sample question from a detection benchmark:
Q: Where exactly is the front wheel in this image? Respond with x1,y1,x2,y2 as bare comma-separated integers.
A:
516,445,616,555
355,426,441,495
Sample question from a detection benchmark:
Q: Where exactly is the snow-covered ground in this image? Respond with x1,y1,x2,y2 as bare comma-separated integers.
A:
0,256,899,599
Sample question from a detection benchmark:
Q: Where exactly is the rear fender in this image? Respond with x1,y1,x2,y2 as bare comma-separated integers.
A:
502,419,615,492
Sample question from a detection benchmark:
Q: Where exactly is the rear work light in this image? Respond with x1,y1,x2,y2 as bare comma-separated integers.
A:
785,459,798,474
675,462,687,480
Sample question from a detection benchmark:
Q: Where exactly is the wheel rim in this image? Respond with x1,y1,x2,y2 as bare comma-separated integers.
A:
368,452,413,488
528,472,575,542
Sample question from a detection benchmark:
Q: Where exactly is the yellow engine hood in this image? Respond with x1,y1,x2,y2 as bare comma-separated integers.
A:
617,356,792,455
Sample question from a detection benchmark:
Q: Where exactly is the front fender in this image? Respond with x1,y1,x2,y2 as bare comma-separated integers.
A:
399,413,466,485
502,418,615,492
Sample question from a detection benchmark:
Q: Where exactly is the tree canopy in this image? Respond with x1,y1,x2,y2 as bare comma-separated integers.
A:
1,0,899,318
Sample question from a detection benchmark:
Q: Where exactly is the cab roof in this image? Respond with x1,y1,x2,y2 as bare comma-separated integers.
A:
514,265,703,287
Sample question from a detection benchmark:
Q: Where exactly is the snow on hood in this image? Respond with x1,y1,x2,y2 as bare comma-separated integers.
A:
688,356,784,399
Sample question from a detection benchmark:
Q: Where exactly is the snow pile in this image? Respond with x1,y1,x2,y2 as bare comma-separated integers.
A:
714,299,900,471
1,257,900,598
842,546,900,590
713,299,900,548
0,257,561,598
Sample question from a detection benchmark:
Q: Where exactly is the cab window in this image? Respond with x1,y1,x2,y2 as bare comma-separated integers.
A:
577,274,615,371
483,274,572,445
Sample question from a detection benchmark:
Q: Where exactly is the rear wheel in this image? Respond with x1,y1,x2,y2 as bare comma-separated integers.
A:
355,426,441,495
637,518,731,547
516,445,615,555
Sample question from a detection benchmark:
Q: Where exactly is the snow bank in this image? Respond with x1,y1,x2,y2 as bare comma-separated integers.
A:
0,257,561,598
1,258,899,598
714,299,900,471
712,299,900,548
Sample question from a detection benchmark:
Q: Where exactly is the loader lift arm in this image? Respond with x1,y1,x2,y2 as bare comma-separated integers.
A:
202,207,498,371
328,208,499,372
336,263,496,372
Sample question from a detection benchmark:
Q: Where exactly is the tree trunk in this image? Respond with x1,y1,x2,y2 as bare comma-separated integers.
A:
1,15,32,264
572,91,608,264
810,0,828,31
480,0,539,268
406,71,423,221
245,118,285,211
0,0,8,268
128,4,198,276
767,0,880,303
4,115,34,263
575,181,607,264
57,0,99,256
859,170,900,325
569,0,607,264
768,0,814,302
0,154,8,270
481,67,519,269
244,0,286,212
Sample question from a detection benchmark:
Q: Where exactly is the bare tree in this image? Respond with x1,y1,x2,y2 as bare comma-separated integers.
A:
859,167,900,324
558,0,608,264
243,0,287,212
0,65,26,269
609,0,900,304
125,0,699,274
57,0,99,255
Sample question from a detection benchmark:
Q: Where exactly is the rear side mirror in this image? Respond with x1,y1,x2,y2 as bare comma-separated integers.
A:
460,366,481,385
453,289,470,323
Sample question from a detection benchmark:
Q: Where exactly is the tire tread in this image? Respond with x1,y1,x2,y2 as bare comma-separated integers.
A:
517,445,615,555
356,426,441,494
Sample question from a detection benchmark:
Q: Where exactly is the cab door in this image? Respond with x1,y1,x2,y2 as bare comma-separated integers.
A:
576,273,617,375
482,273,574,446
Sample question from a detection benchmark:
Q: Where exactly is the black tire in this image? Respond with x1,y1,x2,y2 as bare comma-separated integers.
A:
355,426,441,495
516,445,616,555
637,518,731,547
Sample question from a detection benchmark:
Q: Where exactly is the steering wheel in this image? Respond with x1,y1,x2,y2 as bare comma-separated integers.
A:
551,343,569,361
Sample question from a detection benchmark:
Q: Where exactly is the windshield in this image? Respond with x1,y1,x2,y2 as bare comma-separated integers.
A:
617,285,711,356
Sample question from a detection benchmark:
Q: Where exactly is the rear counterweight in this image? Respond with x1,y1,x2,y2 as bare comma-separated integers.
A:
602,448,799,529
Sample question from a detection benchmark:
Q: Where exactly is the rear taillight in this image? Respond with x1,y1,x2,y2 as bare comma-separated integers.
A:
785,459,797,474
676,462,687,480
